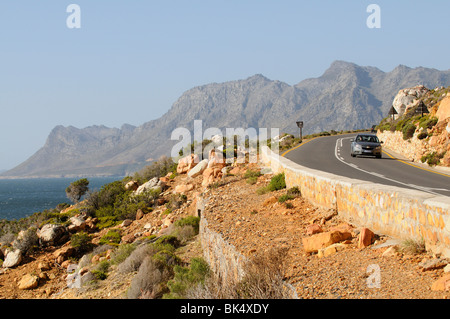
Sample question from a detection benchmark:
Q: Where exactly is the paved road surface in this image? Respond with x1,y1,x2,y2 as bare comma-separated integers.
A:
283,133,450,197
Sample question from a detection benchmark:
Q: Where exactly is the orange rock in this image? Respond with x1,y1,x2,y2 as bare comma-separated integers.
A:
177,154,199,174
306,224,323,235
174,184,194,193
263,196,278,207
431,274,450,291
358,228,375,248
329,223,353,233
302,231,352,253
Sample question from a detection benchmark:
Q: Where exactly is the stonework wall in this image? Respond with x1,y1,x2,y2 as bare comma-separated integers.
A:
197,195,247,284
261,146,450,258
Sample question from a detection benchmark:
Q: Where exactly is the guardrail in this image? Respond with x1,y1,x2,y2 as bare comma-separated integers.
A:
260,146,450,258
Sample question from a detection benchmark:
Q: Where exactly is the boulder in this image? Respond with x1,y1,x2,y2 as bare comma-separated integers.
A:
358,228,375,248
53,246,75,260
174,184,194,194
38,261,51,272
2,249,22,268
134,177,163,195
431,274,450,291
318,243,350,258
207,149,226,170
121,219,133,227
302,231,352,253
125,181,139,191
37,224,69,246
177,154,200,174
68,216,87,232
436,96,450,122
187,159,209,178
263,196,278,207
392,85,430,116
136,209,144,220
419,258,448,271
306,224,323,236
121,233,136,244
18,274,39,290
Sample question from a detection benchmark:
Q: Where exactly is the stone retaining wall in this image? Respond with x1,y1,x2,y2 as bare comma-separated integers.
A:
197,195,247,284
261,146,450,258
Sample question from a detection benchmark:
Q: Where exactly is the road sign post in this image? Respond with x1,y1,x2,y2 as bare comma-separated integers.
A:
296,121,304,142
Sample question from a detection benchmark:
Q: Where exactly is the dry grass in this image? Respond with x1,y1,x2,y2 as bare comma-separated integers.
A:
187,248,296,299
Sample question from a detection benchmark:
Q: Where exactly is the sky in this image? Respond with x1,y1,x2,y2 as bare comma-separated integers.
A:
0,0,449,171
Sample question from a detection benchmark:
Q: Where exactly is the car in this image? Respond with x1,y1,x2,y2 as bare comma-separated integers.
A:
350,134,383,158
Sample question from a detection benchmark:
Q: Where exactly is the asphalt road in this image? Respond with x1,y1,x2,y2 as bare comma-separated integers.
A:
283,133,450,197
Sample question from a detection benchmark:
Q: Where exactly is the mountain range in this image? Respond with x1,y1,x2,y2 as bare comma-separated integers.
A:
3,60,450,178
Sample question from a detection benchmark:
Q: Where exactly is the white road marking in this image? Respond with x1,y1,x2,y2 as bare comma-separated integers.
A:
335,137,446,196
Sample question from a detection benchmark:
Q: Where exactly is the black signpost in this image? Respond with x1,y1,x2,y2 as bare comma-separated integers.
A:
296,121,304,142
388,106,398,121
415,101,429,117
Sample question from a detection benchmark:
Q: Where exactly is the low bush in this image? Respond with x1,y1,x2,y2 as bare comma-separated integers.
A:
127,256,170,299
417,132,428,140
99,229,122,246
398,238,425,255
174,216,200,234
164,257,210,299
12,227,39,254
70,232,93,255
268,173,286,191
421,151,444,166
402,123,416,140
118,243,156,274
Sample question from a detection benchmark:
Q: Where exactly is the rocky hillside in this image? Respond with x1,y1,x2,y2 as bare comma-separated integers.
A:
1,152,449,299
377,86,450,167
3,61,450,178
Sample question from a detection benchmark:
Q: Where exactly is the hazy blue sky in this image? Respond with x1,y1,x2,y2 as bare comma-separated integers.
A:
0,0,449,170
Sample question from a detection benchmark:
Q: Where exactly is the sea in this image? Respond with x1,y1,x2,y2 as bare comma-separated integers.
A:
0,177,122,221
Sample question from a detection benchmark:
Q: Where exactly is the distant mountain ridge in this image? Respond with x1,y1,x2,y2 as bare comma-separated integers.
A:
3,60,450,178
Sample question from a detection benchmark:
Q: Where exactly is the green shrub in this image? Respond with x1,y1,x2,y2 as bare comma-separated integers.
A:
70,232,93,254
419,117,438,130
96,216,120,230
417,132,428,140
133,155,176,185
154,235,181,249
164,257,210,299
278,194,294,203
268,173,286,191
402,123,416,140
287,186,301,197
421,152,444,166
244,169,261,179
174,216,200,234
110,244,137,265
99,229,122,246
92,260,110,280
256,186,270,195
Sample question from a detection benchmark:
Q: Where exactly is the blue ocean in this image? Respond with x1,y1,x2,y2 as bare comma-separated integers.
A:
0,177,122,221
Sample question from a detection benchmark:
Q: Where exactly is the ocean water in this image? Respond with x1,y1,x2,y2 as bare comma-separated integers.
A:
0,177,122,221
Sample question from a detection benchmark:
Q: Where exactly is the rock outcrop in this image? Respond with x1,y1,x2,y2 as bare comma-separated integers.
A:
392,85,430,116
378,88,450,167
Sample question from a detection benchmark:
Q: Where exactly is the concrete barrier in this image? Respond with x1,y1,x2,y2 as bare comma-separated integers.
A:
260,146,450,258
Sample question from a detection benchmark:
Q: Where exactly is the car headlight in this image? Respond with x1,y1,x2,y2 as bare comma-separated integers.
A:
354,144,362,150
375,146,381,150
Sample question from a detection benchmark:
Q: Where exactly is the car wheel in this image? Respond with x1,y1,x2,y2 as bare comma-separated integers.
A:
376,154,381,159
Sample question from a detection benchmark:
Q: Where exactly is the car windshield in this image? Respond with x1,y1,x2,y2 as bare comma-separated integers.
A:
356,135,379,143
